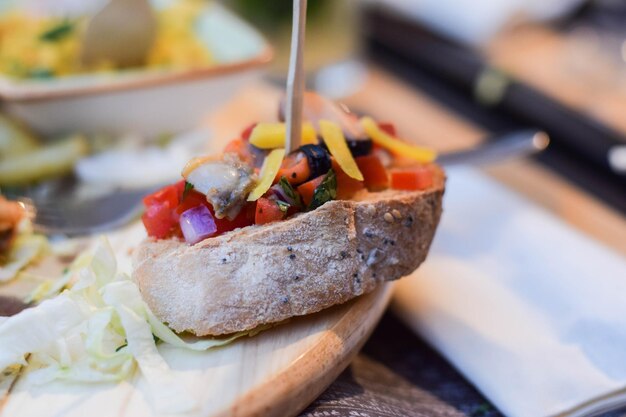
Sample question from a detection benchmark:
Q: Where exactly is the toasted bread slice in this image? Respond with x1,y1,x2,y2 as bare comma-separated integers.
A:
132,167,444,336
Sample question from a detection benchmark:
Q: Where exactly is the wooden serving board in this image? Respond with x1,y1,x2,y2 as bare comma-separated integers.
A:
1,286,392,417
0,222,393,417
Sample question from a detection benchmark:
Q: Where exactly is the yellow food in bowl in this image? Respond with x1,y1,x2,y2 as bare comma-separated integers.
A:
0,0,214,79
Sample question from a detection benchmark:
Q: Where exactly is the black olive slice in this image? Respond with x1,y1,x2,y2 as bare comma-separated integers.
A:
298,144,332,179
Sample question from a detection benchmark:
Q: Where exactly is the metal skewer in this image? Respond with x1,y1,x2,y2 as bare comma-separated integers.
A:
285,0,307,154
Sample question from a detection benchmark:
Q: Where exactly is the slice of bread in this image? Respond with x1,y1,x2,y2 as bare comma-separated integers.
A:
132,167,445,336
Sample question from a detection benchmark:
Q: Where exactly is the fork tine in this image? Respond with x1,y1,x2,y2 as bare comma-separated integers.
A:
26,184,162,236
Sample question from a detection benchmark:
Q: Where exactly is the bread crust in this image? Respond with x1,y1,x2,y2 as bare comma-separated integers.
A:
133,168,445,336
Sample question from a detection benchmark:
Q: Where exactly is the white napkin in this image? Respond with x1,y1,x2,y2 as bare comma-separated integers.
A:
393,167,626,417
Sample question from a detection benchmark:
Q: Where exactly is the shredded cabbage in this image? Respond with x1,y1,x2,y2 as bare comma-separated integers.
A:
0,236,254,414
27,245,94,303
0,234,48,282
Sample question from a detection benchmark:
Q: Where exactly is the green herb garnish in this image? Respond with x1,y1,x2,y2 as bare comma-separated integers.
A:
182,182,193,199
39,21,74,42
276,200,290,213
278,176,302,207
309,169,336,210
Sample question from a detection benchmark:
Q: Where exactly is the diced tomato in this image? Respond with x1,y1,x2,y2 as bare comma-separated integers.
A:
176,190,207,216
377,122,396,137
255,197,285,225
244,201,257,223
143,181,257,240
174,180,186,200
142,182,186,238
332,159,364,200
390,166,434,191
219,203,255,232
143,183,180,209
355,155,389,191
142,201,178,239
276,152,311,185
240,122,257,141
297,175,325,207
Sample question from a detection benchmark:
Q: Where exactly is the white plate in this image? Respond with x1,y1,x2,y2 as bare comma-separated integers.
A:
0,2,273,138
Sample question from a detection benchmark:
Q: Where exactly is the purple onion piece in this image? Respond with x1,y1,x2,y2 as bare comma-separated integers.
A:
270,184,295,206
179,205,217,244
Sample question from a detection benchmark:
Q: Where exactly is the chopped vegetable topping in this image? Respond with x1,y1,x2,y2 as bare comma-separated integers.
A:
143,182,182,210
297,175,325,207
344,138,373,157
141,182,184,239
141,109,438,244
332,159,365,200
390,166,434,191
276,151,311,185
278,176,303,208
249,122,317,149
361,117,437,163
182,181,194,199
179,205,217,244
276,200,290,213
298,144,332,179
319,120,364,181
309,169,337,210
356,155,389,191
255,197,286,225
142,201,177,239
176,190,254,235
248,148,285,201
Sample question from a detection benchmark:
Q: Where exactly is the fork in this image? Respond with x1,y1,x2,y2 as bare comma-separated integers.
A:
25,186,159,236
9,179,163,237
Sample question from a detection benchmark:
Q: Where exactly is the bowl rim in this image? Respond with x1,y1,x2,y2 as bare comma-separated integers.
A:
0,45,274,103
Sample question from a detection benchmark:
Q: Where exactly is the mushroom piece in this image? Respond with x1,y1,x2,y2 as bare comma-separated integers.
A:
184,154,256,220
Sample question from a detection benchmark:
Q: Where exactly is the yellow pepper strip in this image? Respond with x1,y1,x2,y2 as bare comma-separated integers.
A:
319,120,364,181
249,122,317,149
247,148,286,201
360,117,437,163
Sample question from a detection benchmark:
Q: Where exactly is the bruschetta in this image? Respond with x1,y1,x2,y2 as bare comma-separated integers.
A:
132,93,445,336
